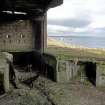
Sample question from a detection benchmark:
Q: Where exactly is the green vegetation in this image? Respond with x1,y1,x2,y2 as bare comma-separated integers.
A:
45,38,105,61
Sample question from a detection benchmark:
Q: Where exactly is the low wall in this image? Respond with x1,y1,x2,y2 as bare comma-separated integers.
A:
56,60,80,83
96,62,105,87
55,56,105,87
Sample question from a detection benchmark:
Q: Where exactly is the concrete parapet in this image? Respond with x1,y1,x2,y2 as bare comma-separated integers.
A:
0,52,13,93
96,63,105,87
56,60,80,83
0,59,9,92
44,53,105,86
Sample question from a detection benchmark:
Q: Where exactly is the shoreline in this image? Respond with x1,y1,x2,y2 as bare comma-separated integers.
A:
47,37,105,51
46,38,105,59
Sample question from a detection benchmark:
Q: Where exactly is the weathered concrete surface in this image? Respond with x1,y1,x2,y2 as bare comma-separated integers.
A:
2,52,13,62
56,60,82,83
79,64,87,82
0,20,34,52
0,52,13,93
96,63,105,87
54,54,105,87
0,58,9,93
56,60,67,82
0,0,63,14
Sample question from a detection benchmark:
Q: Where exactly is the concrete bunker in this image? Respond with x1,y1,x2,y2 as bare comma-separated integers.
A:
56,59,97,86
0,0,63,93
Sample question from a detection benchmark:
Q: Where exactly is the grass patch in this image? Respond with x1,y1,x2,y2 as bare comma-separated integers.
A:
45,38,105,61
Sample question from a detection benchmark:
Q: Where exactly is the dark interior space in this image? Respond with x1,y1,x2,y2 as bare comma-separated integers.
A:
0,74,5,95
85,62,96,86
11,51,55,81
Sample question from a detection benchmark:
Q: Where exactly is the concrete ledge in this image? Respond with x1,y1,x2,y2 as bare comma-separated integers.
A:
0,52,13,92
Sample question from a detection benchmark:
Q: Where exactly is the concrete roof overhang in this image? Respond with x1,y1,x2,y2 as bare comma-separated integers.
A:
0,0,63,15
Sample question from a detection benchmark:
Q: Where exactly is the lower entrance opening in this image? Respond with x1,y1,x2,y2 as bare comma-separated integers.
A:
12,51,55,82
85,62,96,86
0,74,5,95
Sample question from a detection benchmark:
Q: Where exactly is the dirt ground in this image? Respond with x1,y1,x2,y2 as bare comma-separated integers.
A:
0,76,105,105
33,77,105,105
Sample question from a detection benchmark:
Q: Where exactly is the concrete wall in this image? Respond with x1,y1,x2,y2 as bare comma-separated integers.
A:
56,59,105,86
0,20,35,52
56,60,67,82
0,56,10,92
56,60,80,83
0,15,47,52
96,63,105,87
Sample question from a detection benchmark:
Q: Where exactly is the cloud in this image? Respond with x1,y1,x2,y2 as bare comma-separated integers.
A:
47,0,105,37
48,25,105,37
47,25,72,36
48,18,91,28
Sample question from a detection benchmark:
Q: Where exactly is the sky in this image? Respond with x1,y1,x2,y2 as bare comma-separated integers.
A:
47,0,105,37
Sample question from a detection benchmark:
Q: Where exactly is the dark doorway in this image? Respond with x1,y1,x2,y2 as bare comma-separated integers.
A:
12,51,55,81
85,62,96,86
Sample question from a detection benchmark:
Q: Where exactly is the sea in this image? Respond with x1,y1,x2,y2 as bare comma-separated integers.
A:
48,36,105,49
